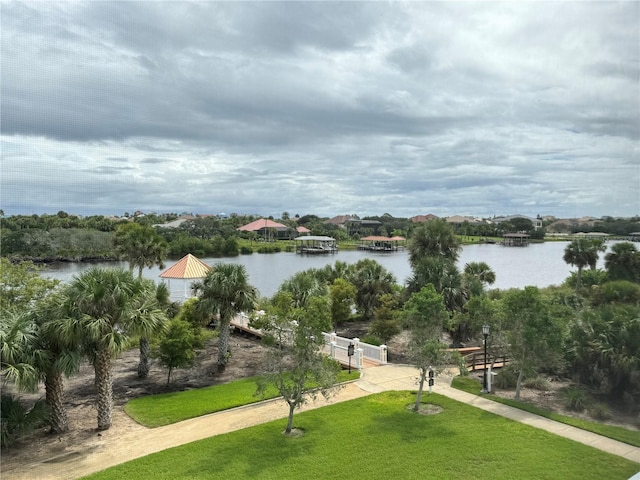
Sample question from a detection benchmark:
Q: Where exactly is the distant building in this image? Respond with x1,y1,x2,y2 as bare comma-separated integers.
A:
324,214,356,226
409,214,438,223
493,215,542,230
236,218,293,240
323,215,381,235
445,215,483,225
154,215,195,229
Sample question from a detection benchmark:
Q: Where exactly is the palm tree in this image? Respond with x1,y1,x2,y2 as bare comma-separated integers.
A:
113,223,168,278
62,267,167,430
463,261,496,296
408,219,461,267
129,281,170,378
278,270,328,308
193,263,258,372
605,242,640,282
464,262,496,286
25,292,83,434
113,223,168,377
0,309,39,391
563,238,606,291
408,256,468,313
0,303,81,434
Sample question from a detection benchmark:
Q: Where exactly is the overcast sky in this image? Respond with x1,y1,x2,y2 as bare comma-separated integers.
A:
2,1,639,219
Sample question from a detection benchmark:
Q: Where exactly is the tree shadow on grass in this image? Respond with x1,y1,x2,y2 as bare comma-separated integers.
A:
174,414,329,479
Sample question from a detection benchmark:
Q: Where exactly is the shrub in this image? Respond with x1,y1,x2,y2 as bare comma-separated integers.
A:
524,377,551,391
589,402,613,421
1,395,49,448
563,386,591,412
240,245,253,254
361,334,382,346
590,280,640,305
494,366,518,389
564,269,608,289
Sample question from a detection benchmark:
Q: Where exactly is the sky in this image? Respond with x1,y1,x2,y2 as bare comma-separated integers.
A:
1,1,639,220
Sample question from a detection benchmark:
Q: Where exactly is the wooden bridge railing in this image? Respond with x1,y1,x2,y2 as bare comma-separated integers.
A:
464,352,511,372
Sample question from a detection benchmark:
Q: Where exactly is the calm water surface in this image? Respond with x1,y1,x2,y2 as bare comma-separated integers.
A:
42,241,611,300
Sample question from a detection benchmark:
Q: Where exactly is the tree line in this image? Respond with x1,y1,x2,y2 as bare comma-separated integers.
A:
0,210,567,262
2,219,639,445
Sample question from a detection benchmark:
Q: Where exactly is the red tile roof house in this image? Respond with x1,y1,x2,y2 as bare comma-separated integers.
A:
236,218,295,240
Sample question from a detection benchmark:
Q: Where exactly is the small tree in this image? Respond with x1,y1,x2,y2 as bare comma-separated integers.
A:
401,285,450,412
156,319,203,385
369,292,401,344
500,287,564,400
329,278,356,330
255,293,340,434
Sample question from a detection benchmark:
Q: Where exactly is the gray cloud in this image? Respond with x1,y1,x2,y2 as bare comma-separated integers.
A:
1,1,638,219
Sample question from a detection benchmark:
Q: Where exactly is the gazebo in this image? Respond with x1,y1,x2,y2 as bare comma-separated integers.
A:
358,236,405,252
502,233,530,247
159,253,212,301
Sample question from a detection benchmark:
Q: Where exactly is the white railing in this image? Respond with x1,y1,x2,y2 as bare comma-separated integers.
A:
232,317,387,369
325,342,362,369
322,332,388,366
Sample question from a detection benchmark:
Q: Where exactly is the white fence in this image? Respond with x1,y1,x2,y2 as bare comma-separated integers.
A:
231,314,387,369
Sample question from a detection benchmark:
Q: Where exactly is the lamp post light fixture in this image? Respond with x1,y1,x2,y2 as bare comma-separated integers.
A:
481,324,490,393
347,343,355,374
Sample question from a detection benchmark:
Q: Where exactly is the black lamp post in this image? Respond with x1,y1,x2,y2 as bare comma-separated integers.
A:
481,324,490,393
347,343,355,374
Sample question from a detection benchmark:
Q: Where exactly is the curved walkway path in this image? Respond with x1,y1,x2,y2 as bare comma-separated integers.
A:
4,365,639,479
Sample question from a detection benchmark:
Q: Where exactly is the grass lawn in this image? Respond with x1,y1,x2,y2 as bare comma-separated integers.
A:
452,376,640,448
125,371,360,427
85,391,638,480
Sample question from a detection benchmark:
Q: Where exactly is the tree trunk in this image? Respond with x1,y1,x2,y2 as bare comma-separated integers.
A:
285,402,296,434
576,267,583,291
138,337,150,378
167,367,172,385
217,316,231,372
45,370,68,433
514,369,525,401
94,349,113,430
414,368,426,412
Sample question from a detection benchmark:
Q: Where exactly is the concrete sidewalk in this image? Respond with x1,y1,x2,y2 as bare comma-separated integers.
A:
3,364,639,479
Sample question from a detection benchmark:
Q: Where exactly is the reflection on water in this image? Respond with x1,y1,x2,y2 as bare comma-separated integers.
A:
42,241,611,300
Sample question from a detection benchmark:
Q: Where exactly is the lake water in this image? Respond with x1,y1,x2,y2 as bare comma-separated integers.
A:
41,241,612,300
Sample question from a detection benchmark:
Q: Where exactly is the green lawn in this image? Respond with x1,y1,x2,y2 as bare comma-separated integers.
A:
451,376,640,447
85,391,638,480
125,371,360,427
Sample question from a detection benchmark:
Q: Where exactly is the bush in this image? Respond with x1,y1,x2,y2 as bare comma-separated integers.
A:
361,334,382,346
256,245,282,254
1,395,49,448
564,269,608,289
563,386,591,412
494,366,518,389
589,402,613,421
240,245,253,254
524,377,551,391
590,280,640,305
